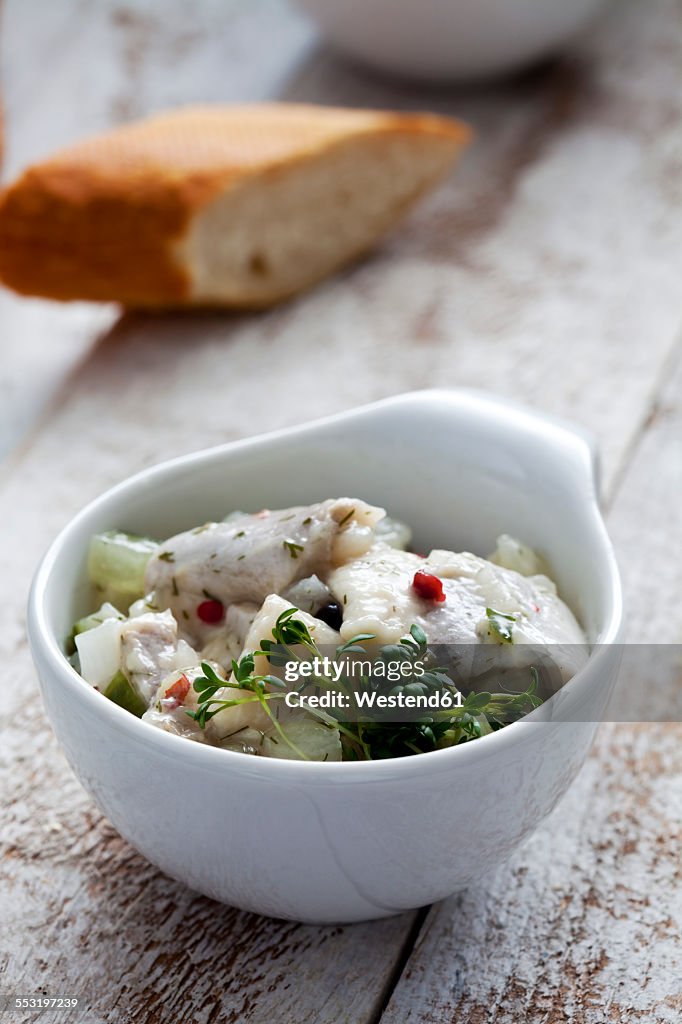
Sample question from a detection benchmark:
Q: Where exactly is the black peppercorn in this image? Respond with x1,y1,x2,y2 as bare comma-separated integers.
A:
315,601,343,631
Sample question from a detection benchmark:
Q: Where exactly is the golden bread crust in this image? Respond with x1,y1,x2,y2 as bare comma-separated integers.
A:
0,104,470,306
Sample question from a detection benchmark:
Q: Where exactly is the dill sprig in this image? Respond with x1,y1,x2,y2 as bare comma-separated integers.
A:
485,607,516,644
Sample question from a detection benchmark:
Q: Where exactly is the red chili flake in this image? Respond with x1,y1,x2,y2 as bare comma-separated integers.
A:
533,604,541,614
197,599,225,624
412,570,446,603
164,673,191,707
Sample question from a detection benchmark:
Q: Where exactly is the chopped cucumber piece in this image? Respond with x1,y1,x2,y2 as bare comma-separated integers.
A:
263,718,342,762
374,516,412,551
74,618,124,686
73,602,124,637
67,601,124,656
103,670,147,718
88,531,159,602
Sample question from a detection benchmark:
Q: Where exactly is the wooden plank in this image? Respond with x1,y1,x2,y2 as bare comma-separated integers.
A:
0,0,313,462
2,0,682,482
0,0,121,462
0,7,420,1024
378,348,682,1022
0,298,113,467
0,0,314,176
274,0,682,499
0,420,421,1024
1,789,417,1024
5,0,681,487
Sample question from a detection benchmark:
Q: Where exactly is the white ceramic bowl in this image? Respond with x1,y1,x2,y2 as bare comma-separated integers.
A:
28,391,622,923
294,0,609,82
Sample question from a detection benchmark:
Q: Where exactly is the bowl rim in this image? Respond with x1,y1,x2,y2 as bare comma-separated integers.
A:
27,389,623,784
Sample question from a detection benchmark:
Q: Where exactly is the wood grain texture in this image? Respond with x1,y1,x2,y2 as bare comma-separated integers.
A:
2,775,418,1024
0,0,312,461
2,0,682,481
0,0,681,1021
379,346,682,1024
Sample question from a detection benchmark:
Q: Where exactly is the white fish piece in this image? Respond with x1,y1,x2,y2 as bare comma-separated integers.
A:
143,664,208,742
234,595,343,760
76,607,199,703
328,541,588,683
143,659,271,745
142,595,342,749
120,610,199,704
195,595,340,745
240,593,340,671
144,498,384,642
199,602,260,670
331,545,435,646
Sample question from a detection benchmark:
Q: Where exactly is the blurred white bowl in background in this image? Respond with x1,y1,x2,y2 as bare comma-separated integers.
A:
294,0,610,82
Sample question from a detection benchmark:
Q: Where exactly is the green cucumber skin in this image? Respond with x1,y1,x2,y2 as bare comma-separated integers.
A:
103,670,147,718
88,530,159,600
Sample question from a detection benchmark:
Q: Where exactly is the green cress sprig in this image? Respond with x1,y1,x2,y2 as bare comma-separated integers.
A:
187,656,314,758
186,609,545,761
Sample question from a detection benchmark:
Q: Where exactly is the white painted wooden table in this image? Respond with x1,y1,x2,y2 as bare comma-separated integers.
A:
1,1,681,1021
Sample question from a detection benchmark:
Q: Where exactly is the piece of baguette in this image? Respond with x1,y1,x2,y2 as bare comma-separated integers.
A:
0,103,469,308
